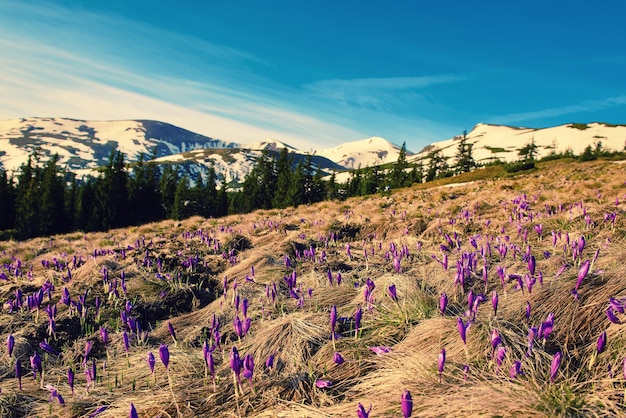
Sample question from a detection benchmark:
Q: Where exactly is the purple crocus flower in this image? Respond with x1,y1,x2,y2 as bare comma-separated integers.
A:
243,354,255,381
491,290,498,317
67,367,74,394
230,346,241,378
15,358,22,390
549,351,561,383
84,340,93,364
100,327,109,346
401,389,413,418
315,379,333,388
147,351,156,374
7,334,14,356
167,322,176,342
39,340,57,355
354,306,363,337
597,331,607,354
439,293,448,316
30,351,43,380
266,354,275,370
457,317,468,344
333,352,345,365
438,348,446,383
490,329,502,351
330,305,337,335
356,403,372,418
575,259,591,290
130,403,139,418
495,346,506,372
370,346,391,355
122,331,130,353
525,302,531,323
607,308,621,324
45,384,65,405
388,284,398,302
159,344,170,370
510,360,523,379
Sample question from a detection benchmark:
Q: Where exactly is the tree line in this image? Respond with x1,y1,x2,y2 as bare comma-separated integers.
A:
2,137,621,240
0,140,478,240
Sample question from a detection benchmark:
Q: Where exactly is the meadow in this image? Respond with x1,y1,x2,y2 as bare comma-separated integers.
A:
1,159,626,417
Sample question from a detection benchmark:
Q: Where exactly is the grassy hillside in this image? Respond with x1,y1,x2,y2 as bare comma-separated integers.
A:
1,159,626,417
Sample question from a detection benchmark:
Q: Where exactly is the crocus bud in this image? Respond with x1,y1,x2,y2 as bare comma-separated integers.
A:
597,331,607,354
549,351,561,383
439,293,448,316
401,389,413,418
330,305,337,334
388,284,398,302
159,344,170,370
147,351,156,374
438,348,446,382
7,334,14,356
333,352,345,365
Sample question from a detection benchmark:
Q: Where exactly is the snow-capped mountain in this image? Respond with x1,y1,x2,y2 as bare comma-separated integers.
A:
243,139,297,152
0,118,406,181
0,117,236,172
411,122,626,164
2,117,625,188
316,136,410,169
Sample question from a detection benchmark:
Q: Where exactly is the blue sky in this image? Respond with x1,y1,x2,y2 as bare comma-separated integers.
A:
1,0,625,151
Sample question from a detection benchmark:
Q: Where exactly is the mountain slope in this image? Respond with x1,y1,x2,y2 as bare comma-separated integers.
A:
317,136,411,169
0,117,236,172
411,122,626,164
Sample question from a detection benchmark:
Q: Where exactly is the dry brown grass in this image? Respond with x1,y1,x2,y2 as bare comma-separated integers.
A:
1,160,626,417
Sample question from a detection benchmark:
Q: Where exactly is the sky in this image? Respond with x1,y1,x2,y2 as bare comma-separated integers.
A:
1,0,625,152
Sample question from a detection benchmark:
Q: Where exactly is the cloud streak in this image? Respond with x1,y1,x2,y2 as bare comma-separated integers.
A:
302,75,464,109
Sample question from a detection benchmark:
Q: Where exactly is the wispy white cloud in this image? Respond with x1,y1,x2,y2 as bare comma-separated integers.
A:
491,96,626,125
0,34,366,148
305,75,464,91
0,1,455,150
303,75,465,108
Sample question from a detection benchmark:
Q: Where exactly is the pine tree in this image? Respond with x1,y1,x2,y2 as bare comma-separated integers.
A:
389,142,409,189
0,169,16,232
15,156,40,238
172,176,190,220
159,165,179,218
38,155,67,235
455,131,476,174
326,172,339,201
94,151,129,230
272,148,293,209
286,160,305,207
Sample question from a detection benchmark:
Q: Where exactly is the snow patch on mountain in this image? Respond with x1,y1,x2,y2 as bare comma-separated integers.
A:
317,137,409,169
411,122,626,164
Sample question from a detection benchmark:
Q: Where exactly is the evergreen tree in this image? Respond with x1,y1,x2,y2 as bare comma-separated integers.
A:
286,160,305,207
172,176,190,220
38,155,67,235
326,172,339,201
518,139,538,161
389,142,409,188
128,152,162,224
75,178,98,231
311,165,326,203
159,165,179,218
0,170,16,232
272,148,293,208
455,132,476,174
94,151,129,230
15,156,40,238
426,149,445,182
